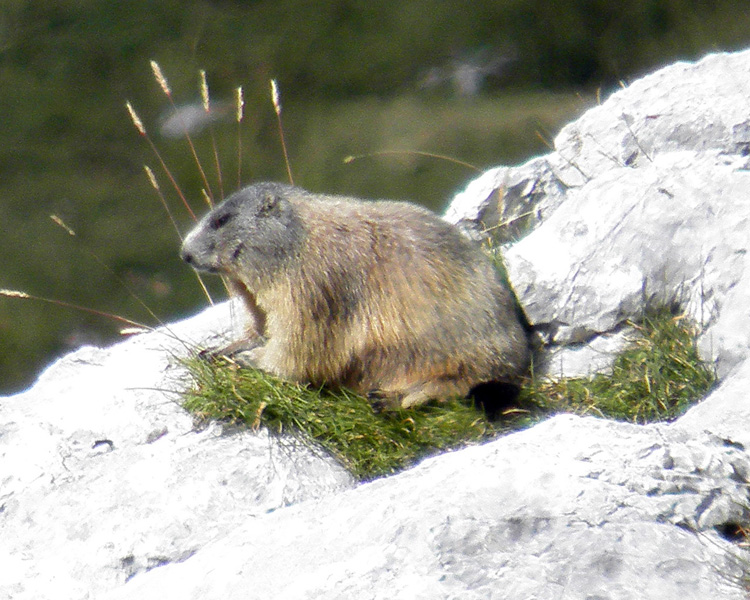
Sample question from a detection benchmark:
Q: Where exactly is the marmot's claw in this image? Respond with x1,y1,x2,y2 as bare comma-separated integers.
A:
197,347,221,362
366,389,403,413
196,337,267,365
231,349,261,369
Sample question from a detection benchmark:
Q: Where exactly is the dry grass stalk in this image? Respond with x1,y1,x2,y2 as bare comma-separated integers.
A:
199,69,210,112
150,60,171,96
48,212,192,319
143,164,160,190
270,79,294,184
144,165,181,239
0,289,30,299
125,98,214,304
0,289,151,330
149,59,215,202
236,86,244,189
125,100,197,221
200,69,223,201
143,165,213,305
136,62,231,304
343,149,480,172
270,79,281,115
125,101,146,135
119,327,152,336
235,86,244,123
50,214,76,237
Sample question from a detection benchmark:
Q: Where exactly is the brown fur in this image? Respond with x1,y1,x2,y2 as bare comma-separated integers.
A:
181,182,529,409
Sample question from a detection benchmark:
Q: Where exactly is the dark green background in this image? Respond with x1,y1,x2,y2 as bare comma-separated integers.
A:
1,0,748,393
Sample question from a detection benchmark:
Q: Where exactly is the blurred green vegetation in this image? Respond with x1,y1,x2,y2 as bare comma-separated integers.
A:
1,0,749,393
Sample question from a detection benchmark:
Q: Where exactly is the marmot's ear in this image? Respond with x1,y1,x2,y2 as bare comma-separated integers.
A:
259,193,282,216
209,211,234,230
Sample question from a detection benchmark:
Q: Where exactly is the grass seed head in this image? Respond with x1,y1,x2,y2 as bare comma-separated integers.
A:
0,289,30,299
50,215,76,236
120,327,151,336
200,69,210,113
236,86,244,123
150,60,171,97
143,165,160,190
270,79,281,115
125,101,146,136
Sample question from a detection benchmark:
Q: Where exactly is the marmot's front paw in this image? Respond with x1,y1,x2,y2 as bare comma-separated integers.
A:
230,346,265,369
197,337,266,365
197,347,224,362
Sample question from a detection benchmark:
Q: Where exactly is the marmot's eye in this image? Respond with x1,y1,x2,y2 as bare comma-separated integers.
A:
259,194,279,215
210,213,233,230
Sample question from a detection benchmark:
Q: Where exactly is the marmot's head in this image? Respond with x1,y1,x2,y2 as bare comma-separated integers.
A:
181,182,302,280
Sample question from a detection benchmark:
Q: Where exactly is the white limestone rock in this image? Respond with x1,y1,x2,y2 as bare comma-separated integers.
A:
5,49,750,600
104,415,750,600
0,301,354,600
446,49,750,379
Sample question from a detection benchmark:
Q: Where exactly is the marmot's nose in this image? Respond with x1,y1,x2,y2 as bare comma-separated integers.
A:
180,248,194,265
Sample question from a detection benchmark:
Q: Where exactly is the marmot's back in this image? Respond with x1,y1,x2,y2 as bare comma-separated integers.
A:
181,182,529,409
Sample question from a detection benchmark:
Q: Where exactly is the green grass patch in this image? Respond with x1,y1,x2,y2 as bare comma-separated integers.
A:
517,308,717,425
183,306,716,481
183,358,496,481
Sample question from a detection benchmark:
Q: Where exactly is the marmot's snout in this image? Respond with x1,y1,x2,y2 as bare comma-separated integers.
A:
180,247,195,265
180,234,218,273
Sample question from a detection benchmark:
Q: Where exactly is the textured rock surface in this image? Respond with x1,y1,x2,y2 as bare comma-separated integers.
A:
4,49,750,600
104,415,750,600
446,49,750,379
0,303,354,600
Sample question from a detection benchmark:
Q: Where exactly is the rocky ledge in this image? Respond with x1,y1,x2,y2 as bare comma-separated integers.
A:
4,49,750,599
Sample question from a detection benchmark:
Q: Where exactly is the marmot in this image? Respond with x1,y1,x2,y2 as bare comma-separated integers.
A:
181,181,529,410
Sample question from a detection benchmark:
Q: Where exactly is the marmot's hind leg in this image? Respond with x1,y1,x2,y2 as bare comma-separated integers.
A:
367,378,471,411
